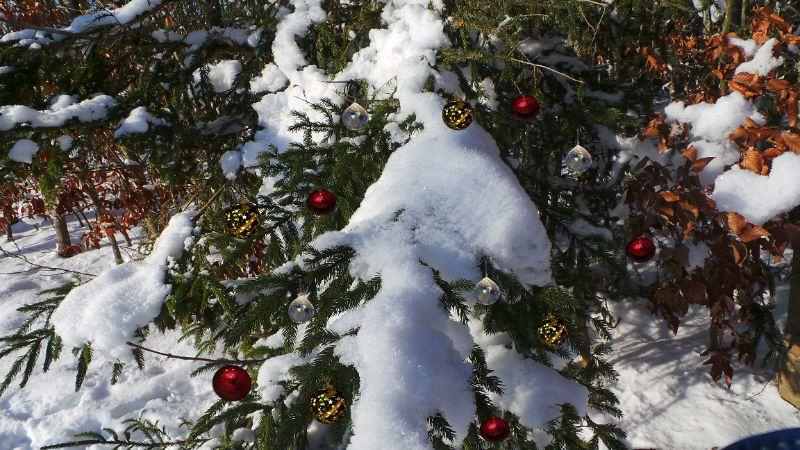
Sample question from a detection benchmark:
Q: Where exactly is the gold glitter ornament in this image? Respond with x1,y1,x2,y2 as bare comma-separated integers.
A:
442,99,473,130
310,383,347,424
223,202,260,238
538,314,568,347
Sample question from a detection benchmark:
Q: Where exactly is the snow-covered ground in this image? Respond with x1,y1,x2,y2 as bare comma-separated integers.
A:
1,216,799,449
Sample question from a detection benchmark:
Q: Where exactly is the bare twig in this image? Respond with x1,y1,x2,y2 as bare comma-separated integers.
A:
125,341,266,365
193,183,228,220
507,57,586,84
0,243,96,277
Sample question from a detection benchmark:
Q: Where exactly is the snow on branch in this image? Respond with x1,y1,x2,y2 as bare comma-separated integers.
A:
114,106,167,137
0,95,117,131
51,209,196,363
0,0,165,45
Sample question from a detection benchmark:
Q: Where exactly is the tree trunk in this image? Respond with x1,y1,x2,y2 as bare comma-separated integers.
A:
779,249,800,409
52,213,72,256
5,224,11,240
83,183,124,265
73,209,85,227
120,227,133,246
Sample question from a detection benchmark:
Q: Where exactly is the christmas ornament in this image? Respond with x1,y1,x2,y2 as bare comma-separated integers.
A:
625,236,656,263
473,277,501,306
288,294,315,323
538,314,568,347
479,416,510,443
310,383,348,424
212,365,252,401
223,202,260,238
306,189,337,215
341,102,369,130
511,95,540,119
442,99,473,130
564,144,592,174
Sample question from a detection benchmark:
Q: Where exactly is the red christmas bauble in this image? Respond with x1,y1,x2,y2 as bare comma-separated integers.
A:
212,365,252,401
625,237,656,263
511,95,540,119
306,189,337,215
479,416,510,443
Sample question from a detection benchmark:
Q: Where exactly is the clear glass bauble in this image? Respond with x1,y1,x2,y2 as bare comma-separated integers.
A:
473,277,501,306
288,294,315,323
342,102,369,130
563,144,592,173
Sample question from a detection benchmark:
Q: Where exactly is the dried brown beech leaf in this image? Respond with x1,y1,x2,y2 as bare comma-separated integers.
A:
762,147,783,158
691,157,715,174
731,241,747,265
679,201,699,219
780,132,800,154
659,206,675,223
732,72,760,85
765,78,791,91
683,280,708,305
727,211,749,236
682,146,698,162
659,191,681,202
740,150,763,173
728,80,761,99
742,117,761,128
787,90,799,128
740,226,770,243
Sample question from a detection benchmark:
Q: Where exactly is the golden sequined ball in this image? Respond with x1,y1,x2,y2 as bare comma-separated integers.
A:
223,202,261,238
441,99,474,130
310,384,347,424
538,314,568,348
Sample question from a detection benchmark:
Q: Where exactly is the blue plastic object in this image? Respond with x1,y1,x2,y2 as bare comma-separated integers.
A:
722,428,800,450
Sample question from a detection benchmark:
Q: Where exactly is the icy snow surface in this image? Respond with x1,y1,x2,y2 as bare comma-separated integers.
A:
50,210,196,363
8,139,39,163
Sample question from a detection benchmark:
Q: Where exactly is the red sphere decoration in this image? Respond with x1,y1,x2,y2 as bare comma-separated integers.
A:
306,189,337,215
479,416,510,443
625,236,656,263
511,95,540,119
212,365,252,401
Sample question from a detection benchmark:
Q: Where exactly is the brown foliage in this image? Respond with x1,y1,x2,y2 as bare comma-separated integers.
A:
624,7,800,385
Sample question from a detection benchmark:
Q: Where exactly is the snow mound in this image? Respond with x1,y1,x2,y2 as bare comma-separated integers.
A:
114,107,167,137
712,152,800,225
8,139,39,163
193,60,242,93
735,38,784,76
664,91,764,142
51,210,196,363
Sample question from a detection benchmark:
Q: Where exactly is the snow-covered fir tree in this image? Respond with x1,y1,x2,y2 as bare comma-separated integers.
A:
0,0,799,448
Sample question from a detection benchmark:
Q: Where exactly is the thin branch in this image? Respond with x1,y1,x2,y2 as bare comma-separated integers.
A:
0,17,78,36
125,341,267,364
0,244,96,277
192,183,228,220
507,57,586,84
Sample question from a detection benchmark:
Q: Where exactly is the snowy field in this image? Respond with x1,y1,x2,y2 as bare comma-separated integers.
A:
0,216,798,449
